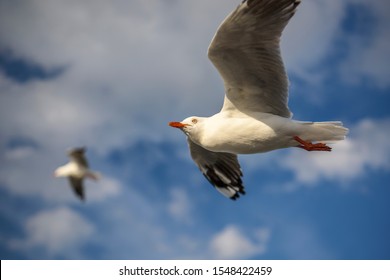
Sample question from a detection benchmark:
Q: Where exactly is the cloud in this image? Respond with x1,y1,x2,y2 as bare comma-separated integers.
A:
282,0,390,90
280,118,390,185
282,0,345,82
167,187,192,224
9,207,94,258
86,176,122,202
0,0,230,165
3,144,37,161
0,0,387,159
209,225,270,259
2,0,385,205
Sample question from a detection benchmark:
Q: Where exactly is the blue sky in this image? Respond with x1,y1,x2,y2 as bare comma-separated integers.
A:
0,0,389,260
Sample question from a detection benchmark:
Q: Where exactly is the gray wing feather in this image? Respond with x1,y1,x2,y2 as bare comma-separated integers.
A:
68,147,89,168
187,139,245,200
208,0,301,117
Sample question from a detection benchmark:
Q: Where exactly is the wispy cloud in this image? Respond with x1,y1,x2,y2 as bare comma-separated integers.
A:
85,176,122,203
9,207,94,258
209,225,270,259
167,187,193,224
283,0,390,90
0,0,387,156
282,0,345,83
280,118,390,185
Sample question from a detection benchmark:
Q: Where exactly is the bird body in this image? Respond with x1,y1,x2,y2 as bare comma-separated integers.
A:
54,147,99,200
184,112,347,155
181,113,281,154
55,161,98,180
169,0,349,200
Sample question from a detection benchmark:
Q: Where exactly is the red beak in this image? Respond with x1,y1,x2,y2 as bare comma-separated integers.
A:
169,122,187,128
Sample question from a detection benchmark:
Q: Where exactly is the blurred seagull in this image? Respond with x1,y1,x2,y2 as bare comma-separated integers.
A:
169,0,348,200
54,147,100,201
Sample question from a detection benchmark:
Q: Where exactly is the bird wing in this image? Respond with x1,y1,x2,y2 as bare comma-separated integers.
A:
187,138,245,200
68,147,89,168
68,177,85,201
208,0,300,118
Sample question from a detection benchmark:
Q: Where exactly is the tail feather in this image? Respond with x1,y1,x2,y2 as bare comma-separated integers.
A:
301,121,349,143
86,171,101,181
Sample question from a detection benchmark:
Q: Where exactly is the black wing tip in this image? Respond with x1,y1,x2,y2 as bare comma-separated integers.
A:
75,188,86,201
230,188,246,201
69,177,85,201
72,187,85,201
203,168,245,200
202,174,246,200
77,193,86,201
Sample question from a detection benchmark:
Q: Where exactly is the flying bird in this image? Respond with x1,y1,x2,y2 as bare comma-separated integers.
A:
169,0,348,200
54,147,100,201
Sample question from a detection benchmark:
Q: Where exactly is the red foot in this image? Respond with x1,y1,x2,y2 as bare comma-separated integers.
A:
293,136,332,152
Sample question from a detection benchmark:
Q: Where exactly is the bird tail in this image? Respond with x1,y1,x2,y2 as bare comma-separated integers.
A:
299,121,349,143
86,171,101,181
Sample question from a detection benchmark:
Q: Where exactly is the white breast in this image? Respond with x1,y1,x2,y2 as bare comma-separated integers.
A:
198,113,293,154
55,162,87,178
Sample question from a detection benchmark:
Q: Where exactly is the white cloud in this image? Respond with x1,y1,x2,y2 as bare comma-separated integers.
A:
280,118,390,185
4,145,36,161
167,187,192,224
0,0,387,157
0,1,240,166
282,0,390,89
282,0,345,82
9,207,94,257
86,176,121,202
209,225,270,259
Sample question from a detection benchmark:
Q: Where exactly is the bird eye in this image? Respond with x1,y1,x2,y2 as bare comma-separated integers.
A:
191,118,198,124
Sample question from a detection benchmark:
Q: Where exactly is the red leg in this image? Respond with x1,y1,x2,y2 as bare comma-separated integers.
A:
293,136,332,152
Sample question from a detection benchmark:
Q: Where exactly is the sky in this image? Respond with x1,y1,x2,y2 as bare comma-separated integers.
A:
0,0,389,260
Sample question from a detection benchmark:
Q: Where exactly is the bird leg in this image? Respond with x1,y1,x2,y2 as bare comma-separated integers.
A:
293,136,332,152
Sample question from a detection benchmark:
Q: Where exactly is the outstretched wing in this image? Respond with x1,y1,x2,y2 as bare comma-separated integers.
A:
188,139,245,200
68,147,89,168
68,177,85,201
208,0,300,117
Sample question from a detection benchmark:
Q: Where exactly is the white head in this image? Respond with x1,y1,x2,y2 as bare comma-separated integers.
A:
54,165,67,177
169,116,205,138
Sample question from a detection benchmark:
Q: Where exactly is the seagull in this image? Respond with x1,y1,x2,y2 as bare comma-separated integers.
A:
169,0,348,200
54,147,100,201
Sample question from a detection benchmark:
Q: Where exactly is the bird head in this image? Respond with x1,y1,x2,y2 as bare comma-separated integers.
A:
53,168,60,178
53,166,66,177
169,116,203,137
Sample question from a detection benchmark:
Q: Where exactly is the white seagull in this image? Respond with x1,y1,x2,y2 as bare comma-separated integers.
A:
169,0,348,200
54,147,100,201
